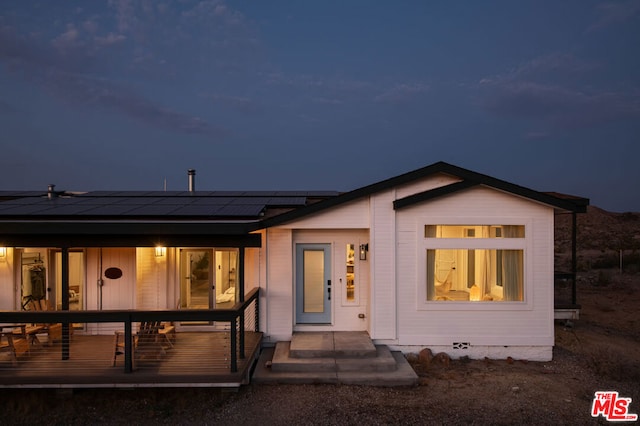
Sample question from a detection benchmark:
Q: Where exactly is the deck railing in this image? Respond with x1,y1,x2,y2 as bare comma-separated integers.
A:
0,287,260,376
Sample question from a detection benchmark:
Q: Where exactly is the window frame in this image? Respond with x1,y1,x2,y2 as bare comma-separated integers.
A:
416,218,534,311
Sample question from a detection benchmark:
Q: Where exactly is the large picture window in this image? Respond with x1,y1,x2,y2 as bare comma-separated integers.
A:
426,249,523,302
423,224,526,303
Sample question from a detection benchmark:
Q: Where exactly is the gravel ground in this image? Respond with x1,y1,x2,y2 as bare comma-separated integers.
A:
2,338,637,426
3,274,639,425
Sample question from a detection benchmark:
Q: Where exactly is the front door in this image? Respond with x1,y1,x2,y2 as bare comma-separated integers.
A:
295,244,331,324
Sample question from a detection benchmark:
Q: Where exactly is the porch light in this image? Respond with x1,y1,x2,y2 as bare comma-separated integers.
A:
155,246,166,257
359,244,368,261
0,247,5,258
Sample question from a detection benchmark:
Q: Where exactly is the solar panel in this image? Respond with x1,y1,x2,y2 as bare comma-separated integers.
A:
0,188,339,218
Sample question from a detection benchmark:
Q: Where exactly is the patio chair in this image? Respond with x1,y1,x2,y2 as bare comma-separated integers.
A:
25,299,63,345
112,321,167,367
1,325,31,366
158,322,176,349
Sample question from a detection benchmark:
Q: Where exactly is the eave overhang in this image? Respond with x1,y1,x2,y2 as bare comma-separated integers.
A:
254,162,589,230
0,221,262,248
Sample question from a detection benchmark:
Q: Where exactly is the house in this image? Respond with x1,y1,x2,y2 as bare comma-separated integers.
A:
0,162,587,387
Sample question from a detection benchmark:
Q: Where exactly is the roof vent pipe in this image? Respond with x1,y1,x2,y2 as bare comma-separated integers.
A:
47,184,56,199
188,169,196,192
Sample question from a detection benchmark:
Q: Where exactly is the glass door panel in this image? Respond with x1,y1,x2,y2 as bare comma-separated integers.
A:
214,249,238,308
295,244,331,324
180,250,213,309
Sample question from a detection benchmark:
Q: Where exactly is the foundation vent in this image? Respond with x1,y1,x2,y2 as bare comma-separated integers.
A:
452,342,470,350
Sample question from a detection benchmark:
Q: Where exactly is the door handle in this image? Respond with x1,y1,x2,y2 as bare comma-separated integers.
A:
327,280,331,300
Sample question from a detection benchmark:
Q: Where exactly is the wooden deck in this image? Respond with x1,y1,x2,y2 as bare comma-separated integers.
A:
0,331,262,388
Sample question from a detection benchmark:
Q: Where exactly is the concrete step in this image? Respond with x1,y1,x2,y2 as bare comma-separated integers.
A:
271,342,336,372
289,331,377,358
252,347,419,387
271,342,397,373
336,345,397,372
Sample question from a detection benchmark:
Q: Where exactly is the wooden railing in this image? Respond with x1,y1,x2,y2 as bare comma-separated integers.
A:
0,287,259,374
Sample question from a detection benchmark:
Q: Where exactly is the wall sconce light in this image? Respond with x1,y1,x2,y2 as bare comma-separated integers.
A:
155,246,166,257
0,247,6,258
359,244,368,261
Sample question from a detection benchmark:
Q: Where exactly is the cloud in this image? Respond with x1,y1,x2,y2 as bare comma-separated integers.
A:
95,32,127,46
50,71,216,134
108,0,138,33
508,53,598,79
0,25,219,136
204,94,261,113
374,83,430,104
265,72,374,105
480,79,640,129
312,97,343,105
51,24,81,50
478,51,640,130
588,0,640,31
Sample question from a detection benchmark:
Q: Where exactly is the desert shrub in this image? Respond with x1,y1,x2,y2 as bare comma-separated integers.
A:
596,270,611,287
592,251,640,272
586,344,640,383
591,253,619,269
622,252,640,273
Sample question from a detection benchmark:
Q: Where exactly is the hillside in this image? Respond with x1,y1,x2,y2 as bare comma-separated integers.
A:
555,206,640,273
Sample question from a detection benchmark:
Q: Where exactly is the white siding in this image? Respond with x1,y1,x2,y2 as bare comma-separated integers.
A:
245,247,261,291
136,248,168,309
395,173,461,199
283,198,370,229
265,228,294,342
394,186,555,353
369,189,397,340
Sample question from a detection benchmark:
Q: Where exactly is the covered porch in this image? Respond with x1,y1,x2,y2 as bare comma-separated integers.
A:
0,288,262,388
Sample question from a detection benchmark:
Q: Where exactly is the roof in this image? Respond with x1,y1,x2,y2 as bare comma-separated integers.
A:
257,161,589,228
0,162,589,243
0,191,339,220
0,190,338,247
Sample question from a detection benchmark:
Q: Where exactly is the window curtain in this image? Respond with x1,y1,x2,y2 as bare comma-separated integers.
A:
502,226,523,301
479,250,493,298
502,251,522,301
426,250,435,301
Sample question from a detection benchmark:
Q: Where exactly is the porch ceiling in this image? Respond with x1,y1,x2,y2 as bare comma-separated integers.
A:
0,222,261,248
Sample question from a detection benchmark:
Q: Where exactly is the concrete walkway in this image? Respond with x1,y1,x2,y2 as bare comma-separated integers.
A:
252,332,418,387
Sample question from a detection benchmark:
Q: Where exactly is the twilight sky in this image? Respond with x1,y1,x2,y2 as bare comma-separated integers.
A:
1,1,639,212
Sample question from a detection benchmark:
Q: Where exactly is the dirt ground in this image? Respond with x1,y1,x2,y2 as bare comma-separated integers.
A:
1,270,638,425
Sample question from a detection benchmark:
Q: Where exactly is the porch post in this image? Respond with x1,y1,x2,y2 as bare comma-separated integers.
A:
238,247,245,358
61,247,70,360
124,316,133,373
571,212,577,306
238,247,245,302
230,318,237,372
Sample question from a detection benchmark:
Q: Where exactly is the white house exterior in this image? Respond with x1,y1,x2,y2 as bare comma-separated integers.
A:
255,163,586,361
0,162,587,365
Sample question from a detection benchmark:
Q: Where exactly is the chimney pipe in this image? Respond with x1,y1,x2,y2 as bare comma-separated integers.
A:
188,169,196,192
47,184,56,199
